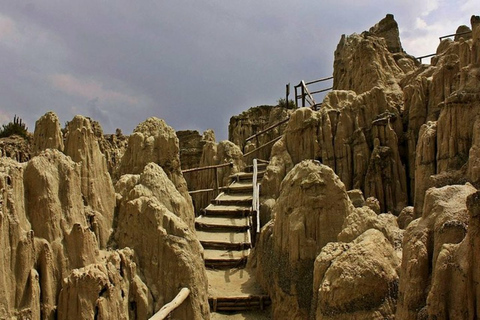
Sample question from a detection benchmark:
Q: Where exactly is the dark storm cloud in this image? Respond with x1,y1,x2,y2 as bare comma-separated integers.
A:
0,1,475,139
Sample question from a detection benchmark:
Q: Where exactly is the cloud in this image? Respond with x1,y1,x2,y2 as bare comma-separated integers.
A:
49,73,139,105
0,14,17,40
0,1,476,139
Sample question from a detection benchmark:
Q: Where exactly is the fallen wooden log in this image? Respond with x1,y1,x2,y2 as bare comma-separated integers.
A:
149,287,190,320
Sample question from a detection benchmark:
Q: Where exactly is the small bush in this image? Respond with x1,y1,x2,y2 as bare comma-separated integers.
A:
277,98,296,109
0,115,29,139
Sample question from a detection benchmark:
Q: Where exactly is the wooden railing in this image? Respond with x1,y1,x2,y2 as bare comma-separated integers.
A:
242,118,289,159
182,162,233,197
294,76,333,108
149,287,190,320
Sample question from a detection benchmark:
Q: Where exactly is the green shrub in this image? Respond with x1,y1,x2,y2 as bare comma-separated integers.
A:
277,98,296,109
0,115,29,139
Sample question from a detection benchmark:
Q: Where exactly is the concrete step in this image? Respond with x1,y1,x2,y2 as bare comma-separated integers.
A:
195,216,250,232
204,249,249,269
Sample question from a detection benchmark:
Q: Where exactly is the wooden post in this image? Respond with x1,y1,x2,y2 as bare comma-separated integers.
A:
301,84,305,107
149,288,190,320
214,167,219,197
286,83,290,108
294,85,298,108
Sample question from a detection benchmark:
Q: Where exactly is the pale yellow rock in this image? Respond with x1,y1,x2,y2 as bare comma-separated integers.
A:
115,163,209,319
32,111,64,155
118,117,192,206
64,115,115,248
396,183,476,319
426,190,480,319
256,160,352,319
313,229,399,320
57,249,152,320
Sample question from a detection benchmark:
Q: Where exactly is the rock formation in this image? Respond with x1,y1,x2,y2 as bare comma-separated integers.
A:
256,161,352,319
64,116,115,248
118,117,192,205
177,130,206,170
0,135,31,163
229,105,292,162
0,113,209,319
396,184,476,319
182,129,245,213
254,13,480,320
114,162,209,318
32,111,64,156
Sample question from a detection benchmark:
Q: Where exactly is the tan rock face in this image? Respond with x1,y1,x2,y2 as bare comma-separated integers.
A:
118,117,192,205
229,105,292,162
368,14,403,53
333,15,409,95
0,135,31,163
396,183,476,319
32,111,64,156
184,131,245,213
0,114,209,319
256,160,351,319
263,86,406,214
114,163,209,319
313,229,400,320
177,130,206,170
64,116,115,248
425,190,480,319
57,249,152,320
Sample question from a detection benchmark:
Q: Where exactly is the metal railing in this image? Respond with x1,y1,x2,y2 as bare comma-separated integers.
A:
149,287,190,320
415,30,473,63
182,162,233,197
294,76,333,108
439,30,472,41
252,159,260,233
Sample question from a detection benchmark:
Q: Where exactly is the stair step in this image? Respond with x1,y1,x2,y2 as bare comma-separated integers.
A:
197,231,251,250
204,249,249,269
209,295,272,312
195,216,250,232
224,181,253,194
212,194,252,206
244,163,268,173
229,171,265,182
204,204,251,217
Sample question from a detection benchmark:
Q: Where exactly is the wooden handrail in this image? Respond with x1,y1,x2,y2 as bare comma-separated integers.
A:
243,135,282,158
149,287,190,320
305,76,333,85
294,77,333,108
182,162,233,174
245,117,290,143
310,87,333,95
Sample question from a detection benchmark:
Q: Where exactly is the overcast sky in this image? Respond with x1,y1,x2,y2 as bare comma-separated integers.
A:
0,1,476,140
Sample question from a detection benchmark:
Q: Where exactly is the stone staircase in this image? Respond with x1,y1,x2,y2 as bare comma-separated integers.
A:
194,162,272,313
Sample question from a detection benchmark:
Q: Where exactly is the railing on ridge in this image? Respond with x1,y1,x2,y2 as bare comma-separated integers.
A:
149,287,190,320
415,29,473,63
294,76,333,108
252,159,260,234
182,162,234,197
242,117,290,159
